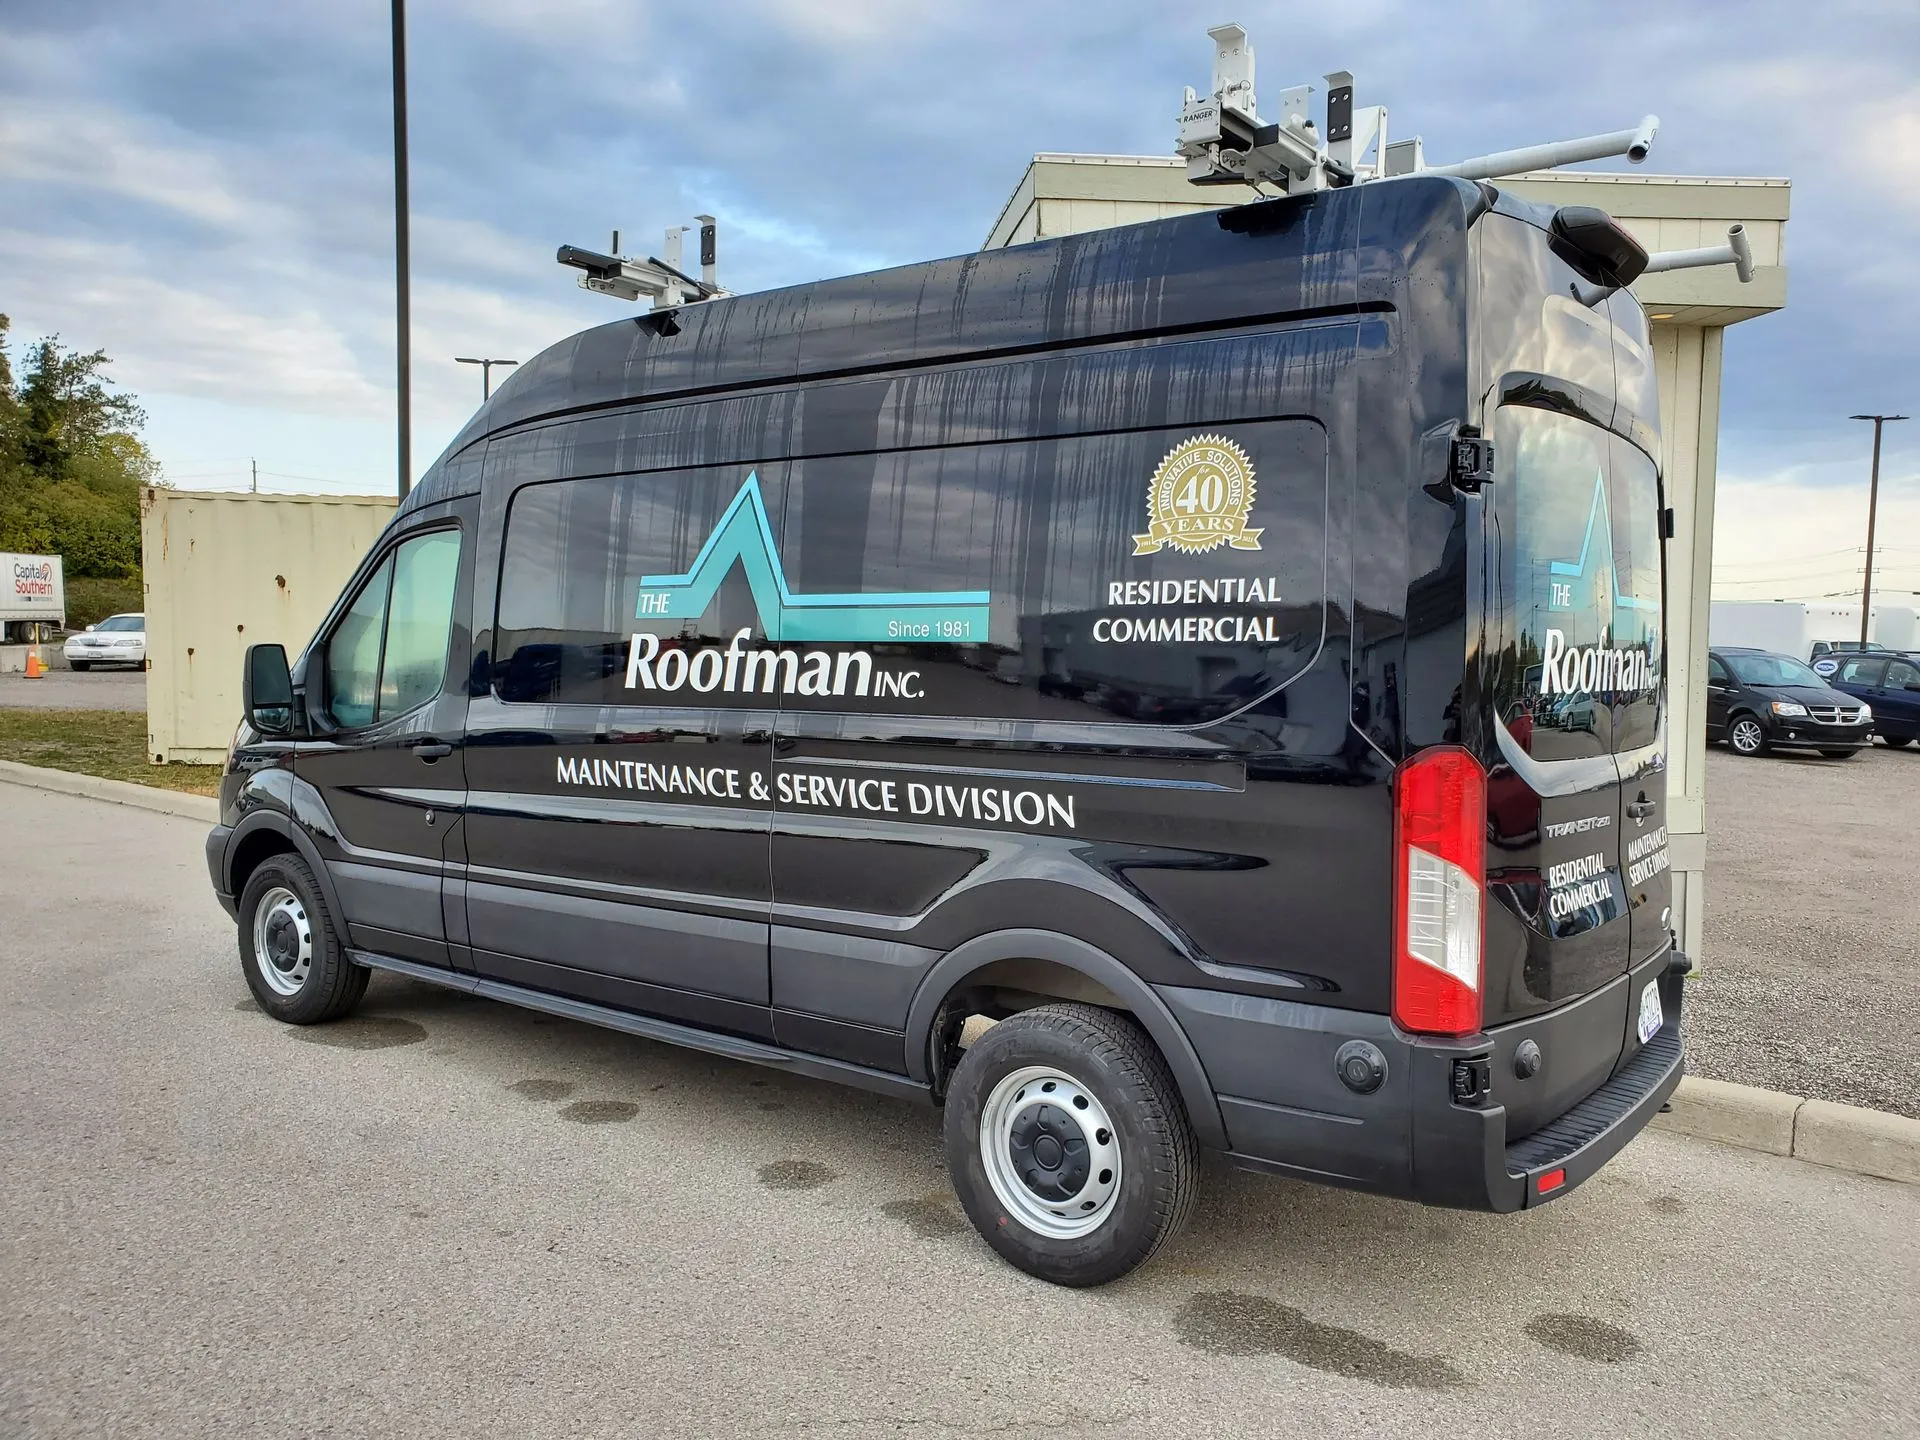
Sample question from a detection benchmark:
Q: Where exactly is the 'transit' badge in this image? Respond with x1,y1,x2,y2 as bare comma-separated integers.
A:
1131,434,1264,556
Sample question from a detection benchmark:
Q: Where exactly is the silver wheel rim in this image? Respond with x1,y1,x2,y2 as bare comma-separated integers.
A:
1731,719,1763,753
252,886,312,996
979,1065,1122,1239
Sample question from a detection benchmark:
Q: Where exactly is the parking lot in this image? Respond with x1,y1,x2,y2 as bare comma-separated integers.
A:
2,784,1916,1438
1690,741,1920,1118
0,666,146,711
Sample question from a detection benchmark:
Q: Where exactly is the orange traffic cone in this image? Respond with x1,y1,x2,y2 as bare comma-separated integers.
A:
23,647,45,679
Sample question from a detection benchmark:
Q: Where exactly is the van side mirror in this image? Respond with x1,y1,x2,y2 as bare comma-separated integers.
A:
243,643,295,734
85,623,97,632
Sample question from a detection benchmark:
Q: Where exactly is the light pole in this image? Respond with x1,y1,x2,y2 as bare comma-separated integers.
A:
392,0,411,499
456,357,519,401
1850,413,1908,647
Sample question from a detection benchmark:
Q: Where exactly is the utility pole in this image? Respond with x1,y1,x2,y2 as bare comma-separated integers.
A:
455,356,519,401
251,459,258,494
1850,414,1908,647
392,0,412,499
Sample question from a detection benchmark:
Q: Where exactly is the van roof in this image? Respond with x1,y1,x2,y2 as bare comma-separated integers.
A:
408,175,1494,514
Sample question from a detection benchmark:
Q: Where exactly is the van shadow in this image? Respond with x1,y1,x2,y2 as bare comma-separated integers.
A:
305,970,1669,1332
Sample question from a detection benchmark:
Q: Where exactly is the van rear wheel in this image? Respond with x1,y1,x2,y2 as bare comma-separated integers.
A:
942,1002,1197,1287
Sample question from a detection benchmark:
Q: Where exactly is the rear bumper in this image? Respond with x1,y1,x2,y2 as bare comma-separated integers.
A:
1158,951,1687,1213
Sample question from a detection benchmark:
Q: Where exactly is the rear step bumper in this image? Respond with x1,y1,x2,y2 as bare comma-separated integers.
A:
1412,1015,1685,1213
1165,955,1687,1209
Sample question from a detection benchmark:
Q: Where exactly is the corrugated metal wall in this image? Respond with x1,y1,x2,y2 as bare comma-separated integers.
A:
140,489,397,763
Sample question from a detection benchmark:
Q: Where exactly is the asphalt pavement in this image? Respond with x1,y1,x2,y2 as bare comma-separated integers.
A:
1,784,1916,1439
0,667,147,710
1690,741,1920,1117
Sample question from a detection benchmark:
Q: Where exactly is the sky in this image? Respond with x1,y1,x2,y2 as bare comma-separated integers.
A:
2,0,1917,602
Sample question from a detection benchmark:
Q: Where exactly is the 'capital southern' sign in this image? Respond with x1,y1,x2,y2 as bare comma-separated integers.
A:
2,553,65,622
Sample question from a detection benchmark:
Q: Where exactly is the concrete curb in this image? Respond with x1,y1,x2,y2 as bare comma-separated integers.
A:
1654,1076,1920,1186
0,758,220,823
2,761,1915,1187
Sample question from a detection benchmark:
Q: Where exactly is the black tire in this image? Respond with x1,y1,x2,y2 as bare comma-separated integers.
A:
69,660,89,672
1819,748,1857,759
943,1002,1198,1287
238,852,369,1024
1727,714,1769,757
1884,735,1915,749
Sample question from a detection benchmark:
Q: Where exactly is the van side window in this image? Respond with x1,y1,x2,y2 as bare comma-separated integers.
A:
325,529,461,728
1707,656,1729,685
494,420,1329,724
1888,659,1920,690
1839,657,1883,685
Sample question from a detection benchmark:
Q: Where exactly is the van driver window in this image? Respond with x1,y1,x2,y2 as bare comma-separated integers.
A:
325,530,461,728
327,556,390,728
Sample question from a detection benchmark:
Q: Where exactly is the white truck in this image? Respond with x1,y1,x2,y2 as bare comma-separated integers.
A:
1709,600,1917,662
2,552,66,642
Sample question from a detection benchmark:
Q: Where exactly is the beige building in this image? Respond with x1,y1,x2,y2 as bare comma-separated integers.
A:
142,488,396,763
986,154,1791,966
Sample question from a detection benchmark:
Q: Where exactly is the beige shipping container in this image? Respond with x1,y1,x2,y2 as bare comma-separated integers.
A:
141,488,397,763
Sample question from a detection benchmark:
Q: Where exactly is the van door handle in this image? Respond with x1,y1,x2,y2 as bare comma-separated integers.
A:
1626,798,1656,820
410,739,454,761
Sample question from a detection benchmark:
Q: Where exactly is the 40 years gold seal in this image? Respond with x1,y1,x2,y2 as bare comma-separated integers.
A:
1131,434,1263,556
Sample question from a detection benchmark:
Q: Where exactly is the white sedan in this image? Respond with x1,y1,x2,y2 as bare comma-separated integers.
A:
64,613,147,670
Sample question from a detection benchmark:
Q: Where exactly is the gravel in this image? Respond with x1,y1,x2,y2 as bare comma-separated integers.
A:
1687,739,1920,1118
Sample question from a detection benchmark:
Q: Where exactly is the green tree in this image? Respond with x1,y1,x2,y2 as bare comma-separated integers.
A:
0,314,160,579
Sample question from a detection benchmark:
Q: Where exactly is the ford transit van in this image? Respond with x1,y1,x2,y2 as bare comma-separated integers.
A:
210,174,1684,1286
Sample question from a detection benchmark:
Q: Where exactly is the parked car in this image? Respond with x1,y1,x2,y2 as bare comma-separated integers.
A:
1809,639,1885,676
62,612,147,671
1706,648,1872,757
1824,652,1920,748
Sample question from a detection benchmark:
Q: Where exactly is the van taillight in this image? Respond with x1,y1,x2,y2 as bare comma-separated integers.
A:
1393,746,1486,1037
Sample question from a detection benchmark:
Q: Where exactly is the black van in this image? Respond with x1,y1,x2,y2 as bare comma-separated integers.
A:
211,175,1685,1286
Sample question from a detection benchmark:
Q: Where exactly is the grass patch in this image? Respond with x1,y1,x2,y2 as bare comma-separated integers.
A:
0,708,222,796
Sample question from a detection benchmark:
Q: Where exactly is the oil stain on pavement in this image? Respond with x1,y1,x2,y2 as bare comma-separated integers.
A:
560,1100,639,1124
1525,1313,1643,1362
297,1016,427,1050
758,1159,837,1190
881,1195,970,1239
510,1078,577,1102
1174,1291,1467,1391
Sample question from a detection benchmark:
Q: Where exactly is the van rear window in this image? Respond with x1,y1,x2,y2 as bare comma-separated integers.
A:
494,419,1328,724
1490,405,1664,760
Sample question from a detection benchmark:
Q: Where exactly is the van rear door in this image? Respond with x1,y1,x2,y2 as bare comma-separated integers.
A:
1607,434,1674,1042
1480,401,1658,1040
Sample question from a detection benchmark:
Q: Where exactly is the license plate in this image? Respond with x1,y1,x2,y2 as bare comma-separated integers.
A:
1636,980,1664,1045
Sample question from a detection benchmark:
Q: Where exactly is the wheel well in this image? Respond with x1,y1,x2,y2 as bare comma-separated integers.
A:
228,827,297,898
928,957,1136,1096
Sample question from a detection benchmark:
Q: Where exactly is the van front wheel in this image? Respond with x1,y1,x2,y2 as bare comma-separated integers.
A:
239,853,368,1024
942,1002,1197,1287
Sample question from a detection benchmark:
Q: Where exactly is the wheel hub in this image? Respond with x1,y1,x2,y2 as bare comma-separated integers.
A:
979,1066,1122,1239
1009,1103,1089,1201
251,886,313,997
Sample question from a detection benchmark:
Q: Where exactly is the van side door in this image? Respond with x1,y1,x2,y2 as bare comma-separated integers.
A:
295,501,473,968
1876,657,1920,742
1704,654,1734,739
460,463,777,1036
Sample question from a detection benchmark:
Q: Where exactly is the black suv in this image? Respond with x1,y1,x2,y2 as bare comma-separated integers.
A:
1706,648,1873,757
